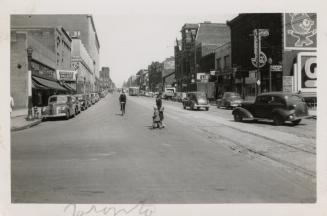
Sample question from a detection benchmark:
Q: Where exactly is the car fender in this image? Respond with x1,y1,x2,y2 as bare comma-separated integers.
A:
232,107,253,118
272,108,292,119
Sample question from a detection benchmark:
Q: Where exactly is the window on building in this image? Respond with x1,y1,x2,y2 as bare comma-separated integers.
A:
216,58,221,70
224,55,230,69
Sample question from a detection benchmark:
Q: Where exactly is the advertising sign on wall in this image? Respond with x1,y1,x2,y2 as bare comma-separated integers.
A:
56,70,77,81
284,13,317,50
196,73,209,83
296,52,317,93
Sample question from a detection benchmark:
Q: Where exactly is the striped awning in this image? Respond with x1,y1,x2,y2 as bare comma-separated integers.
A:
32,76,67,91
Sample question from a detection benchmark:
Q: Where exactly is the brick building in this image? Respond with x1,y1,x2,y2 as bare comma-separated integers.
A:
11,26,71,109
227,13,316,102
11,14,101,92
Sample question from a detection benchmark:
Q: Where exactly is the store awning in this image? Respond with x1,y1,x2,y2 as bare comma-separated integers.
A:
62,82,76,91
32,76,67,91
32,79,48,89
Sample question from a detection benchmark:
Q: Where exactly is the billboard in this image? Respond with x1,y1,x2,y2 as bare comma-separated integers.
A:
284,13,317,50
56,70,77,81
296,52,317,93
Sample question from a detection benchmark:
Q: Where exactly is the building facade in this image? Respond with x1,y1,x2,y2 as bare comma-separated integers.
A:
11,26,72,109
11,14,101,92
71,38,95,93
228,13,283,99
99,66,111,91
227,13,316,102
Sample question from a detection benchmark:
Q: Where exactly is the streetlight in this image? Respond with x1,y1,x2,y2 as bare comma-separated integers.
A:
26,47,34,121
268,57,273,92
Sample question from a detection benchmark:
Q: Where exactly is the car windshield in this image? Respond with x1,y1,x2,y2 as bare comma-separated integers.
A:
225,92,240,98
195,92,206,98
49,96,67,103
286,95,305,103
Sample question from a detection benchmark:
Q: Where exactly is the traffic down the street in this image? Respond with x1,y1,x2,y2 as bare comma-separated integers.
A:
11,93,316,203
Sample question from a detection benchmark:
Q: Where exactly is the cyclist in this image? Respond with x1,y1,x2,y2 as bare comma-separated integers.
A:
119,89,127,115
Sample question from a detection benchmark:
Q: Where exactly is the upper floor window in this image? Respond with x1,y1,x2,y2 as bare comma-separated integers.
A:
224,55,230,69
216,58,221,70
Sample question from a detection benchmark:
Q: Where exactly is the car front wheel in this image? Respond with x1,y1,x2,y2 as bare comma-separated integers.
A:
234,113,243,122
65,111,70,120
291,119,301,126
273,114,284,126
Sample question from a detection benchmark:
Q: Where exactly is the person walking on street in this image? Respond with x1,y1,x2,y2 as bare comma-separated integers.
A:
119,90,127,115
155,92,165,128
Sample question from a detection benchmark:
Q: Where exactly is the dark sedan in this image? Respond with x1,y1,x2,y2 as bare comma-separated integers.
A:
232,92,309,126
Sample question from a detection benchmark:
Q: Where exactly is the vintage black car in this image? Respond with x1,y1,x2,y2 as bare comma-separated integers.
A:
182,92,209,111
232,92,309,126
217,92,243,109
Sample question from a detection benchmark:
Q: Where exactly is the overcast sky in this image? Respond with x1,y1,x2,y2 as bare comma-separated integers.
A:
93,14,237,87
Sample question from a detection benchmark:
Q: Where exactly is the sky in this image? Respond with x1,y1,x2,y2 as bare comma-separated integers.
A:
93,14,237,87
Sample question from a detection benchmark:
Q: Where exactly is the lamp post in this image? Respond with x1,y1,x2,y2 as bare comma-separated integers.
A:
26,47,34,121
268,57,273,92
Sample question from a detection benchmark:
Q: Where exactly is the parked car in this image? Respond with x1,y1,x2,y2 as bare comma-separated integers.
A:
232,92,309,126
90,93,97,104
85,94,92,107
95,93,100,102
99,91,106,98
72,95,82,114
182,91,209,111
217,92,243,109
75,94,87,110
42,95,76,120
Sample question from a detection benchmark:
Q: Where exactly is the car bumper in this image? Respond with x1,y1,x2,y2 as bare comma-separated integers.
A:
194,104,209,108
43,113,67,118
287,114,310,121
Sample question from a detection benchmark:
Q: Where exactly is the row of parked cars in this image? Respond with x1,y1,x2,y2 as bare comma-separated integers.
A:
163,90,311,126
42,91,108,120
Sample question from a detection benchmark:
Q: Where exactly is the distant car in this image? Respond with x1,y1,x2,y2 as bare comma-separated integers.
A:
232,92,310,126
217,92,243,109
75,94,87,110
172,92,183,102
94,93,100,102
99,91,106,98
42,95,76,120
85,94,92,107
182,92,209,111
90,93,97,104
72,95,82,114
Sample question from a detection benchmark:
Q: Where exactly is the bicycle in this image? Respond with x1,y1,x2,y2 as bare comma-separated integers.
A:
120,102,126,115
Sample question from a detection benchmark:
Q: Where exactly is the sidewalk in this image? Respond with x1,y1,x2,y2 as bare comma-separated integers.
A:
11,109,42,132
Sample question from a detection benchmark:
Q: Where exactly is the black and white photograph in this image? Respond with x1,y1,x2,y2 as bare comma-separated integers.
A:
1,0,326,216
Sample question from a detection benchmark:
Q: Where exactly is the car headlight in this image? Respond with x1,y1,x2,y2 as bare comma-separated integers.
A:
288,114,294,120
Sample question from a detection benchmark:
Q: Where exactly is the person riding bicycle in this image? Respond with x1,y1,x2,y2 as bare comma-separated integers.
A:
119,90,127,113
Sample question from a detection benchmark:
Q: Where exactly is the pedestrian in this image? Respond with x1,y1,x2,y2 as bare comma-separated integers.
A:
156,92,162,108
155,92,165,128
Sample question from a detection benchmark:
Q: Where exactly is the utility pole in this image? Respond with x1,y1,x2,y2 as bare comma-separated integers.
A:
26,47,34,121
256,28,261,94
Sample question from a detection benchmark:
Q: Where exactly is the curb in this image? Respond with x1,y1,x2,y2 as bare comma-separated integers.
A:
11,119,42,132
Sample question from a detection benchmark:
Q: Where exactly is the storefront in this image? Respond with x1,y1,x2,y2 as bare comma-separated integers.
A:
31,60,68,107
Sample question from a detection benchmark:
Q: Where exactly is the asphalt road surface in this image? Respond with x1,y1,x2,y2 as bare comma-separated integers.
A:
11,93,316,203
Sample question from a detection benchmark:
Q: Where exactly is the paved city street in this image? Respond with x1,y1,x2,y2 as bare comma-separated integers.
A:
11,93,316,203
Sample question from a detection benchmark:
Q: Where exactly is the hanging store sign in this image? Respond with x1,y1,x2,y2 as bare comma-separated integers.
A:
296,52,317,92
56,70,77,81
284,13,317,50
196,73,209,83
270,65,283,72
